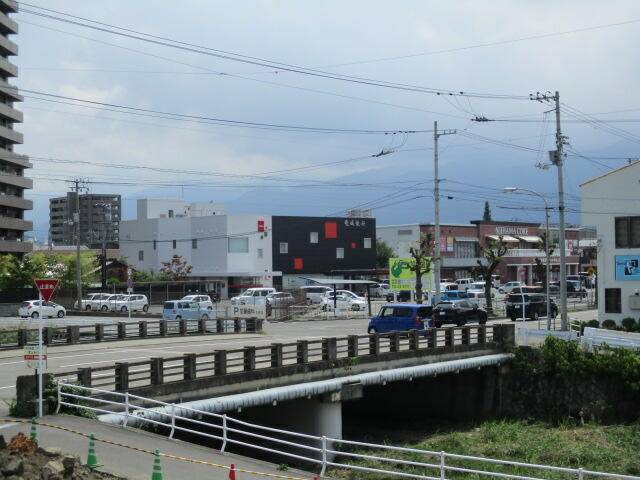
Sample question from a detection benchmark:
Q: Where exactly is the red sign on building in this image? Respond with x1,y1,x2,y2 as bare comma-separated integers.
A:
34,279,59,303
257,219,265,232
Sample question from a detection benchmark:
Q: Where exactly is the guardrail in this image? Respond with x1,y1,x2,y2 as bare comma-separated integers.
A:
51,325,510,393
0,318,262,351
57,383,640,480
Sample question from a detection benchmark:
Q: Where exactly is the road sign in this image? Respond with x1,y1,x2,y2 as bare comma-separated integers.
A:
34,278,59,302
24,345,47,370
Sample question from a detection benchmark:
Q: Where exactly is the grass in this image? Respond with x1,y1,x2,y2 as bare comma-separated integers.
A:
331,420,640,479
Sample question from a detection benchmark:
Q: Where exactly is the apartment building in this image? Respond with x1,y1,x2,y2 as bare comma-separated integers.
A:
0,1,31,255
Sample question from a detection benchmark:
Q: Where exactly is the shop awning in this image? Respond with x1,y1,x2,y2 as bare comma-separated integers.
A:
517,235,542,243
455,236,479,242
486,234,519,242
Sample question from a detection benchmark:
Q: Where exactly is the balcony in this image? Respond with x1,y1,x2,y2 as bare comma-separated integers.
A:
0,0,17,14
442,257,486,268
0,239,32,254
0,216,32,231
0,102,21,122
0,124,22,144
0,79,21,101
0,34,17,56
0,55,16,77
0,173,32,189
505,248,571,258
0,193,31,210
0,12,17,34
0,149,30,168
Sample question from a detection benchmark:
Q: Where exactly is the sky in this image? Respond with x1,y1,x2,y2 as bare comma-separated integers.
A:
13,0,640,241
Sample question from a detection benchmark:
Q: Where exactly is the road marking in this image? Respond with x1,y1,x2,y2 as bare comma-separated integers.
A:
0,385,15,390
0,422,16,429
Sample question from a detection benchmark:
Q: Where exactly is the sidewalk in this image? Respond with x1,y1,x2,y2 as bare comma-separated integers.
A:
0,415,316,480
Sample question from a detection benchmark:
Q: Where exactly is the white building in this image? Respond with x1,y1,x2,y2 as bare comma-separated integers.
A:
581,161,640,324
121,199,275,299
376,224,421,258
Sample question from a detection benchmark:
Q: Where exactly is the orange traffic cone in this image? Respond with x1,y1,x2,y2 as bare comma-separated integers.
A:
229,463,236,480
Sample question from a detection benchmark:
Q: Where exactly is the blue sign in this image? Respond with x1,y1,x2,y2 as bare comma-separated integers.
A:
615,255,640,281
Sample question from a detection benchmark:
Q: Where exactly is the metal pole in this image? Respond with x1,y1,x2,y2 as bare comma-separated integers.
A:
74,181,83,311
545,205,551,330
554,91,568,330
37,292,43,418
433,121,441,305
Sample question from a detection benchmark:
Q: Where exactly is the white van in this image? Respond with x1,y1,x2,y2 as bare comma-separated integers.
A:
230,288,277,306
300,285,334,304
455,278,474,291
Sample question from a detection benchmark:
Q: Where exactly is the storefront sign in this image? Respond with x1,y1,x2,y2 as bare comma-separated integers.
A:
496,226,529,235
615,255,640,281
231,305,266,318
388,257,434,292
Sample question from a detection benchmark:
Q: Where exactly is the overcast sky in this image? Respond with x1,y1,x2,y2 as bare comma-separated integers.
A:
14,1,640,239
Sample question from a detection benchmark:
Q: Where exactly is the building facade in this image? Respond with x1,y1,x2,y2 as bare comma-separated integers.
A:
49,193,121,249
0,1,31,255
581,161,640,324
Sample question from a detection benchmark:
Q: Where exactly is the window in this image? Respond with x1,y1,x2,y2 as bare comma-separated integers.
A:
257,248,263,259
336,247,344,259
138,250,144,261
393,307,413,317
604,288,622,313
153,240,157,250
364,237,372,249
294,258,303,270
398,229,413,235
615,216,640,248
455,241,476,258
172,240,177,249
168,209,174,218
192,239,198,249
279,242,288,254
310,231,318,244
228,237,249,253
325,221,337,239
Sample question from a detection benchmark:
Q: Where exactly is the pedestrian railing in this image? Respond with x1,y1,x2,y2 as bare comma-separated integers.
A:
51,325,508,393
0,318,262,351
57,383,640,480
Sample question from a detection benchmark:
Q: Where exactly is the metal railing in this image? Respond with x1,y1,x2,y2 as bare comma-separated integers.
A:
51,325,505,393
57,383,640,480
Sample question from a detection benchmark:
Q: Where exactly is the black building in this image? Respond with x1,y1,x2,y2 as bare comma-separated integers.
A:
271,216,376,287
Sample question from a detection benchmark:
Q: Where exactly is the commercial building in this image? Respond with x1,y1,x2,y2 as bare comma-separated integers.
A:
377,220,580,283
581,161,640,324
49,193,121,249
0,1,31,255
121,199,376,298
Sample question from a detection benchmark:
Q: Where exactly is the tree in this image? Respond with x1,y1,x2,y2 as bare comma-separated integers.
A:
408,233,435,304
0,253,47,290
376,239,394,268
160,255,193,280
533,232,556,285
472,236,509,315
483,201,492,221
59,252,99,288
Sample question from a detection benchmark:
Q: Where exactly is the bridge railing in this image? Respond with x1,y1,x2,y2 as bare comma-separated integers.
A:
52,325,510,392
57,382,640,480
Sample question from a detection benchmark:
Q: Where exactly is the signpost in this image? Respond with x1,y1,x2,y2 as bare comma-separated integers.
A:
388,257,434,301
33,278,59,418
127,268,133,320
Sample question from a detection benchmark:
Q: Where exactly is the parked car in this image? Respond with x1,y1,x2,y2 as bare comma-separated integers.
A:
321,292,367,311
430,300,487,328
93,294,123,312
370,283,390,298
498,281,523,294
438,290,469,302
266,292,295,308
440,282,459,292
230,288,277,306
506,293,558,321
162,301,211,320
455,278,474,291
115,294,150,313
465,289,486,306
299,286,334,304
181,294,214,310
548,280,587,298
367,304,432,334
74,293,103,310
19,300,66,319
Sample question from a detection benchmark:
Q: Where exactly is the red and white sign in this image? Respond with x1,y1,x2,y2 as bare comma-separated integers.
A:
34,278,59,303
24,345,47,369
257,219,265,232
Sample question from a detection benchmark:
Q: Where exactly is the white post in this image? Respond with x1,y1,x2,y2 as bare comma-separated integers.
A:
221,414,228,452
169,404,176,439
521,290,526,322
37,292,44,418
128,297,131,321
55,382,61,414
440,451,446,480
123,392,130,427
320,435,328,477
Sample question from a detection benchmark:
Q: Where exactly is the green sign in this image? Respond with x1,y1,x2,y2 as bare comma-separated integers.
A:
388,257,434,292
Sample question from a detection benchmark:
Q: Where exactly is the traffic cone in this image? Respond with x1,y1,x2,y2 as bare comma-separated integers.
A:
229,463,236,480
151,449,163,480
85,433,102,469
29,417,37,442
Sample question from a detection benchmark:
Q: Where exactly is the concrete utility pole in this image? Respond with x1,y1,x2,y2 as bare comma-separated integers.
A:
71,179,85,311
433,121,456,305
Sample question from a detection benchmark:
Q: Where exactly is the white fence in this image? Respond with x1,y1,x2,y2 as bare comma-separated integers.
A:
516,329,579,347
581,327,640,351
57,383,640,480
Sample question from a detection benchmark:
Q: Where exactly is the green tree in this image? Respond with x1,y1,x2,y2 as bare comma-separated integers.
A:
483,201,492,221
408,233,434,304
160,255,192,281
376,239,394,268
472,236,509,315
59,252,99,288
0,253,47,290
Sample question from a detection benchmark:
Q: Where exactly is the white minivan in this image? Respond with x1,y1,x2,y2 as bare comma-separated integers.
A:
300,285,334,305
230,288,277,306
455,278,474,291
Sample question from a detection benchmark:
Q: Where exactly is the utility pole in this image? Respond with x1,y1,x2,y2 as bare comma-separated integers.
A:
71,179,86,311
433,121,456,304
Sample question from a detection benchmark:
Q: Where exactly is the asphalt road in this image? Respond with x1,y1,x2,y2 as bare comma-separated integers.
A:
0,309,599,408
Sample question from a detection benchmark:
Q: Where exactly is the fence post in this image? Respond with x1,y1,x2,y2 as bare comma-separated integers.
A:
78,367,92,387
578,468,584,480
198,318,206,334
123,392,130,428
444,328,454,348
409,329,420,350
243,346,256,371
183,353,196,381
461,326,470,345
429,328,438,349
440,451,446,480
271,343,283,368
169,404,176,439
320,436,328,477
477,325,486,344
322,337,337,361
150,357,164,385
180,319,187,336
234,319,242,333
138,321,148,338
389,332,400,353
66,326,79,344
56,383,61,414
43,327,53,345
159,320,167,337
114,362,129,392
95,324,104,342
216,319,224,333
221,414,228,453
347,335,358,358
17,329,27,347
296,340,308,364
117,322,126,340
369,332,380,355
214,350,227,375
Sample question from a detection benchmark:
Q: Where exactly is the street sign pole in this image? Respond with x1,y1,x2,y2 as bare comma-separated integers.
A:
37,291,43,418
127,268,133,321
33,278,59,418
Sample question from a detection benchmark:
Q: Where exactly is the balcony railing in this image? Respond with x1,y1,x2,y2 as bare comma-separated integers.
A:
505,248,572,258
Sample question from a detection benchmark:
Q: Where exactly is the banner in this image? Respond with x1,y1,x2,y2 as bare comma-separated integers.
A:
388,257,434,292
615,255,640,281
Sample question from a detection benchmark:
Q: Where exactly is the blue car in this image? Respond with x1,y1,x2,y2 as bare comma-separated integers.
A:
367,304,432,334
163,300,210,320
438,290,469,302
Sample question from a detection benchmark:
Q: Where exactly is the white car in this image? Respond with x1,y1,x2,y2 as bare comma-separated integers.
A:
19,300,66,319
181,294,214,310
299,286,334,305
230,288,277,306
499,281,523,294
114,294,150,313
455,278,474,291
95,294,126,312
74,293,105,310
320,290,367,311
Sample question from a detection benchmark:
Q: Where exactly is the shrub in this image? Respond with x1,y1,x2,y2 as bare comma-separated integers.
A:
586,319,600,328
622,317,637,332
601,319,618,330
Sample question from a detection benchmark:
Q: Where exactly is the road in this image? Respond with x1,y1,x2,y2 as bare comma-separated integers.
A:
0,310,598,408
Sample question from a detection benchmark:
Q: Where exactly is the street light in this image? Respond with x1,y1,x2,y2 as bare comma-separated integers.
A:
503,187,553,330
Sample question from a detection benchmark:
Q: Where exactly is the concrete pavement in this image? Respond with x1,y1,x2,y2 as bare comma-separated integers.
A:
0,415,315,480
